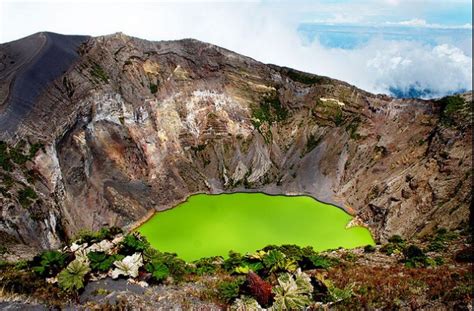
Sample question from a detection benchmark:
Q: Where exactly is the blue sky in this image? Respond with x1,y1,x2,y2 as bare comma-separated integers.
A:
293,0,472,27
0,0,472,97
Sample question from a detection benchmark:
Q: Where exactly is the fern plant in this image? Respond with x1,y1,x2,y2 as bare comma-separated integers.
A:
58,259,91,293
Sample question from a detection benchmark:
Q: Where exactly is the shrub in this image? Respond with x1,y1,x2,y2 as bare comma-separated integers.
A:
317,274,353,303
223,251,244,272
58,259,90,293
149,82,158,94
28,143,44,158
307,254,335,269
403,245,430,268
9,147,28,165
145,260,170,282
87,252,124,272
364,245,376,253
251,92,288,130
246,271,273,307
404,245,424,259
346,118,361,140
193,257,220,275
18,187,38,208
75,227,122,244
286,69,327,85
455,247,474,263
32,250,69,277
380,236,406,256
439,95,465,125
380,243,398,255
388,235,404,244
119,233,149,255
234,261,264,274
427,240,446,252
217,277,245,304
262,249,296,273
305,133,321,154
343,251,358,262
143,249,189,280
0,142,12,171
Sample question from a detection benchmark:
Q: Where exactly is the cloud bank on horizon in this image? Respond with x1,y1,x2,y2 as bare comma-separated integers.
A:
0,0,472,98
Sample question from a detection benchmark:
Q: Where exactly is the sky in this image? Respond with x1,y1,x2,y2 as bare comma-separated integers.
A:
0,0,472,98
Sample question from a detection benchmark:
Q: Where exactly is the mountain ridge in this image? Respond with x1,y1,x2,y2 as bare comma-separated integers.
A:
0,32,471,259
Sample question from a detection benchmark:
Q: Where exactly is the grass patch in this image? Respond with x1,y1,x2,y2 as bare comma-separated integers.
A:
286,69,328,85
18,187,38,208
346,117,361,139
251,93,288,128
149,82,158,94
438,95,467,126
90,63,109,83
304,133,321,155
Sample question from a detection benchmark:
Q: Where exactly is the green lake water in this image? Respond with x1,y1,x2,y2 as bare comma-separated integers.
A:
138,193,374,261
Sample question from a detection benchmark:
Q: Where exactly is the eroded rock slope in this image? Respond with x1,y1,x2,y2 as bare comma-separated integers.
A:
0,32,471,256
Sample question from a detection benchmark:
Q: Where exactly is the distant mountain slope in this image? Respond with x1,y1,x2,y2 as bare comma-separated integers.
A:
0,32,89,135
0,32,471,257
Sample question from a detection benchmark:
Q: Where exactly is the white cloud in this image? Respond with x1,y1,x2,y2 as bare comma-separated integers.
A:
386,18,473,29
0,1,471,98
398,18,428,26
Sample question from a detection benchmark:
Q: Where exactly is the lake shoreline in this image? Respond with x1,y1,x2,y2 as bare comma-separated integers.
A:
128,190,356,232
134,192,375,261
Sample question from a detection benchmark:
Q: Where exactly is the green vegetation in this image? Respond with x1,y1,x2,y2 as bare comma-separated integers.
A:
119,232,150,254
87,252,124,272
251,92,288,139
402,245,431,268
90,63,109,83
74,227,123,244
313,98,345,126
149,82,158,94
272,270,313,309
346,117,361,139
380,235,406,255
58,259,90,293
364,244,376,253
304,133,321,154
0,142,12,171
217,278,245,303
145,260,170,282
18,187,38,208
438,95,471,126
0,140,44,172
0,226,470,309
32,250,69,277
286,69,329,85
427,227,458,252
138,193,374,261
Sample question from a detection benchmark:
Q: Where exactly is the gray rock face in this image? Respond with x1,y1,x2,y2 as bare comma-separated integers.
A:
0,32,471,257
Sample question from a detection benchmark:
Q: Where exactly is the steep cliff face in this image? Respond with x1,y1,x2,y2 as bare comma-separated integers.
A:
0,32,471,257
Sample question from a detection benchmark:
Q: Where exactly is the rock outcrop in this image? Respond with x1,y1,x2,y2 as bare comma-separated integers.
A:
0,32,471,256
